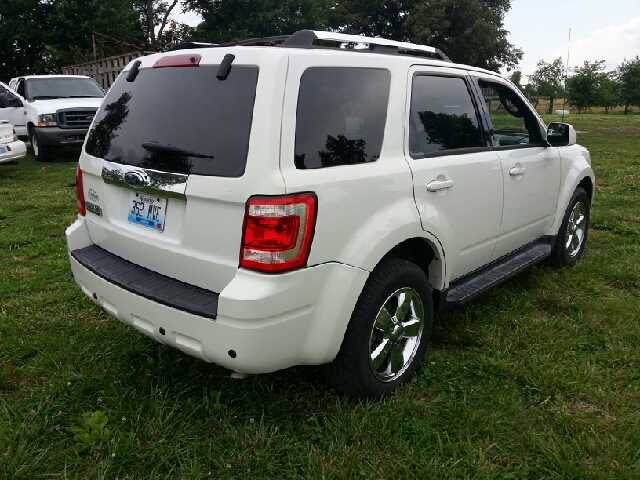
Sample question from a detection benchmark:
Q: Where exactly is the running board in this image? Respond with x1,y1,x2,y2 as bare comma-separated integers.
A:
443,237,554,308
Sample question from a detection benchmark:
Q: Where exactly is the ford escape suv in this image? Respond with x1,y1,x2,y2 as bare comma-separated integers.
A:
66,30,594,399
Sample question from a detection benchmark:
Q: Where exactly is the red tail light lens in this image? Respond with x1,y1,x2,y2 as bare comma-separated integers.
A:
13,129,18,142
240,193,317,272
76,164,86,216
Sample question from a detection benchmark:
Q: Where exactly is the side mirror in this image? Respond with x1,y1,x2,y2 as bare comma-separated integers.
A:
0,92,7,108
547,122,576,147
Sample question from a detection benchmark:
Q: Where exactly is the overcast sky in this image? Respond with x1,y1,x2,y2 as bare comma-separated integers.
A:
503,0,640,79
173,1,640,79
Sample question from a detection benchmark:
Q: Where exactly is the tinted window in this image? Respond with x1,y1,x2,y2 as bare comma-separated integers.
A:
85,66,259,177
295,67,391,169
26,78,104,100
409,75,483,157
478,81,543,146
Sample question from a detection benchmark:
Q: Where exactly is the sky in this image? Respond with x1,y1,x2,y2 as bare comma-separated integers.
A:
172,1,640,80
502,0,640,79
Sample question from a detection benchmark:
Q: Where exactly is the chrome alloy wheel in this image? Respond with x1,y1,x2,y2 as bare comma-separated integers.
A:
566,201,587,257
369,287,425,382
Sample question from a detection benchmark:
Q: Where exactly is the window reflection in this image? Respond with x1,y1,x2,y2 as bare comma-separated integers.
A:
410,76,483,156
295,67,390,169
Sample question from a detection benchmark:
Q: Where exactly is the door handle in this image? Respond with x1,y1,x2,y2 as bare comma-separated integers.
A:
509,166,526,176
426,179,453,191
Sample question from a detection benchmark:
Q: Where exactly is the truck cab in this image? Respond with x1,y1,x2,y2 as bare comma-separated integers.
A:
2,75,105,161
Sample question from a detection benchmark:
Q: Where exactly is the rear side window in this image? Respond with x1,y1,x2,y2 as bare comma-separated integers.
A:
85,66,259,177
294,67,391,169
409,75,484,157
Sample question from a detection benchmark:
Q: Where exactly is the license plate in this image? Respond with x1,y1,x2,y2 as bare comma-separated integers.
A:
0,146,6,154
127,192,167,232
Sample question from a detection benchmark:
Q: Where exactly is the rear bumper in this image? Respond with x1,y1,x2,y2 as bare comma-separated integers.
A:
0,140,27,163
35,126,87,146
66,217,368,374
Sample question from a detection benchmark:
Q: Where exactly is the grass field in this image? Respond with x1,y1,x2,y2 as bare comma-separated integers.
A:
1,114,639,479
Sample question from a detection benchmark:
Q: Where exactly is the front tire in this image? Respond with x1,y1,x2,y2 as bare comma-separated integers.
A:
550,187,590,267
30,130,51,162
325,258,433,399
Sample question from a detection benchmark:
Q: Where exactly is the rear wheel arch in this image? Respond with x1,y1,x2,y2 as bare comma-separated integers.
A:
375,237,446,308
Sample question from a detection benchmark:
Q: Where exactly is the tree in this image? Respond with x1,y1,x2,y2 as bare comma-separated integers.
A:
49,0,145,66
509,70,523,90
134,0,181,48
404,0,523,71
528,57,565,114
0,0,55,79
617,56,640,114
566,60,605,114
186,0,333,43
598,73,621,114
184,0,523,72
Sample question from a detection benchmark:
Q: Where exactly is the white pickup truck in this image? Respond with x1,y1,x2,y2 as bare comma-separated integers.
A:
0,75,104,161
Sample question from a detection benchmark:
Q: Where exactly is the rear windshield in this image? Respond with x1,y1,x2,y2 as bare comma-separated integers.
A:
85,65,259,177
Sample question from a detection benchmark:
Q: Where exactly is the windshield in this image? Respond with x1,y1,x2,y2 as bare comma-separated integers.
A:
85,65,259,177
26,78,105,100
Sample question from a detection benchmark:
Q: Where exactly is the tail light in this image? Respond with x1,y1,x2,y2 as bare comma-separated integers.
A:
76,164,86,215
240,193,317,273
13,129,18,142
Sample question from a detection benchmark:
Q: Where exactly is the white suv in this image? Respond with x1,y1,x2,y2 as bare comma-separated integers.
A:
66,30,594,399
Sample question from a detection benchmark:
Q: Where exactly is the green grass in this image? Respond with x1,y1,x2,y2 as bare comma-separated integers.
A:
1,115,640,479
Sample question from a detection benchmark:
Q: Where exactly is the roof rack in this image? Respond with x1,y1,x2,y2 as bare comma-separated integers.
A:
170,30,451,62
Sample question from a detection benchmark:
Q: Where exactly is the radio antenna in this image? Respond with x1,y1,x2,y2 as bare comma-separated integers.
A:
562,28,571,122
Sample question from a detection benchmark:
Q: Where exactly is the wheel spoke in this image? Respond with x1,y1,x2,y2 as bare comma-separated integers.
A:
395,291,413,322
390,343,405,374
402,317,422,338
370,339,393,370
374,308,394,334
565,234,573,250
572,235,580,251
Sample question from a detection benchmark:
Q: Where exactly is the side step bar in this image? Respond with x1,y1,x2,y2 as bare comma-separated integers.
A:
442,237,554,308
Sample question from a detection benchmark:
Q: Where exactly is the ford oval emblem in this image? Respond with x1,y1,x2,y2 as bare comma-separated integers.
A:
124,171,148,188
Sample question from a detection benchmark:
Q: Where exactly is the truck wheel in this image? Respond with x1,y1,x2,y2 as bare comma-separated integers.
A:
550,187,590,267
30,130,51,162
325,258,433,399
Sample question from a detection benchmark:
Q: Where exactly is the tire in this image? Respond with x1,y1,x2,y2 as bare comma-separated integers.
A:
324,258,433,400
30,130,51,162
550,187,590,267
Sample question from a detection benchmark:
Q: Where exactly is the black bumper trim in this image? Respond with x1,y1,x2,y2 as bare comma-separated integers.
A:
71,245,219,319
34,126,88,146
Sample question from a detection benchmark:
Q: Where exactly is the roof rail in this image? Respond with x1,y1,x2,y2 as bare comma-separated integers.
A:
170,29,451,62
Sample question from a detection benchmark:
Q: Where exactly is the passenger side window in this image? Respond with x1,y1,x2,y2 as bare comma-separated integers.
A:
294,67,391,169
409,75,484,158
478,81,543,147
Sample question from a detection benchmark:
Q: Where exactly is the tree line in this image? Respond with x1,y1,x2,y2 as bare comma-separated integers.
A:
511,56,640,115
1,0,522,80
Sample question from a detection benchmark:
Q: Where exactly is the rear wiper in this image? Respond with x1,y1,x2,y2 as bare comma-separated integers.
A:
141,142,214,159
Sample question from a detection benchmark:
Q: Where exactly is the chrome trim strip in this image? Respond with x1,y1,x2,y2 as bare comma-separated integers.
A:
101,161,188,200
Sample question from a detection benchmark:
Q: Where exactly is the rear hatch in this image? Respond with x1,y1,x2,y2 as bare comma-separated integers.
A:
78,47,289,292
